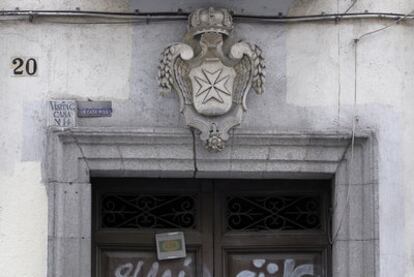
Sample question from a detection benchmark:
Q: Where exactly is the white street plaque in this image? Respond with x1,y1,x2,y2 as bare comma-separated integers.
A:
48,100,77,128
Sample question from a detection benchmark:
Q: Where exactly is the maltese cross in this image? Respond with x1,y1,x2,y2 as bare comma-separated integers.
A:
195,68,231,104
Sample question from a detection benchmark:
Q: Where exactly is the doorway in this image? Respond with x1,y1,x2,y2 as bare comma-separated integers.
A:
92,178,331,277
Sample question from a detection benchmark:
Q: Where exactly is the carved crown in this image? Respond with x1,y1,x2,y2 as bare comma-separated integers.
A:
188,7,233,36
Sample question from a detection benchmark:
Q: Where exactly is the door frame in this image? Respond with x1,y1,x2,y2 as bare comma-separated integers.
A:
46,127,378,277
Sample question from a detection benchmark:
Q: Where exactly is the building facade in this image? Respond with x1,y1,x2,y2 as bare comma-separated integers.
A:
1,0,414,276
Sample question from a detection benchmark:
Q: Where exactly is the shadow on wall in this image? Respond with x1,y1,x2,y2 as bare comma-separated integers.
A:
128,0,296,15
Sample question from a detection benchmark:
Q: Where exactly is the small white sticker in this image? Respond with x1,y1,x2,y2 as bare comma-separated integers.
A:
155,232,186,261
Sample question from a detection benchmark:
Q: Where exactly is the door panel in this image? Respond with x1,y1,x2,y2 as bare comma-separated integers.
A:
214,180,331,277
93,179,214,277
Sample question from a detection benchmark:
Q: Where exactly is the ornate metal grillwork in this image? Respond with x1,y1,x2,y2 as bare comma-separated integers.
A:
100,194,197,229
226,194,321,231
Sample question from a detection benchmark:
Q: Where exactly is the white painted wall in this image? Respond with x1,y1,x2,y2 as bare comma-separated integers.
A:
0,0,413,276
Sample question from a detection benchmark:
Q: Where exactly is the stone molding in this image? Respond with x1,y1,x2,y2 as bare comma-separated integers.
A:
47,127,378,277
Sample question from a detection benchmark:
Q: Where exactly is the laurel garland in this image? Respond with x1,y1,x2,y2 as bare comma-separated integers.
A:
158,45,175,94
250,44,266,95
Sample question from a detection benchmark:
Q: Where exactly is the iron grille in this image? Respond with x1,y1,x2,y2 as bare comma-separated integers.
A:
100,194,197,229
226,194,321,231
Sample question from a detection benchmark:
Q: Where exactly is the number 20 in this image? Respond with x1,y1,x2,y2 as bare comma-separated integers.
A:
12,57,37,76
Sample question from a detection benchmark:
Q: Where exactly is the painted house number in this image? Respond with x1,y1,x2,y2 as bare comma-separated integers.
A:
11,57,38,76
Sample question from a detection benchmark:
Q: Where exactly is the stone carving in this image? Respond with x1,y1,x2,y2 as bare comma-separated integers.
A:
158,7,265,151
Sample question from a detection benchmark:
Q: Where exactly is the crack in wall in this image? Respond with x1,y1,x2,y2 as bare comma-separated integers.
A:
190,128,198,178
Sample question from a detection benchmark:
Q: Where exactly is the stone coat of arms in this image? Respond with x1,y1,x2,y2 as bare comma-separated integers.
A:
158,7,265,152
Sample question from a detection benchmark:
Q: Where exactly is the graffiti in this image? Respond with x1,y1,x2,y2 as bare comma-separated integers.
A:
113,256,315,277
284,259,314,277
114,256,193,277
236,259,316,277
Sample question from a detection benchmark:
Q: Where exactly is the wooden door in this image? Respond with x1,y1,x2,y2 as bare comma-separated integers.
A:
213,180,331,277
92,178,330,277
93,179,214,277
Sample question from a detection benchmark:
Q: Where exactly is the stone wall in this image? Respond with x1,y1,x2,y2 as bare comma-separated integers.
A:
0,0,413,276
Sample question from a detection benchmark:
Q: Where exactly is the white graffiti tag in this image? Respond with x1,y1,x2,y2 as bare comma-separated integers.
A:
236,259,316,277
114,256,193,277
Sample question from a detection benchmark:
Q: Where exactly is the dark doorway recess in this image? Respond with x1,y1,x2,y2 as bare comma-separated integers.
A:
92,178,332,277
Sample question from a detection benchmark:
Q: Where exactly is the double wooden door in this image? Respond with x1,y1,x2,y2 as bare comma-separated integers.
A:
93,178,331,277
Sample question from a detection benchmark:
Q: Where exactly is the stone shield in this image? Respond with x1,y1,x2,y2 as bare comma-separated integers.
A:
189,59,236,116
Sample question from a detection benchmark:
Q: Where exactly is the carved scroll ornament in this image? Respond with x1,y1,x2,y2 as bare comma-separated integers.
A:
158,7,265,152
